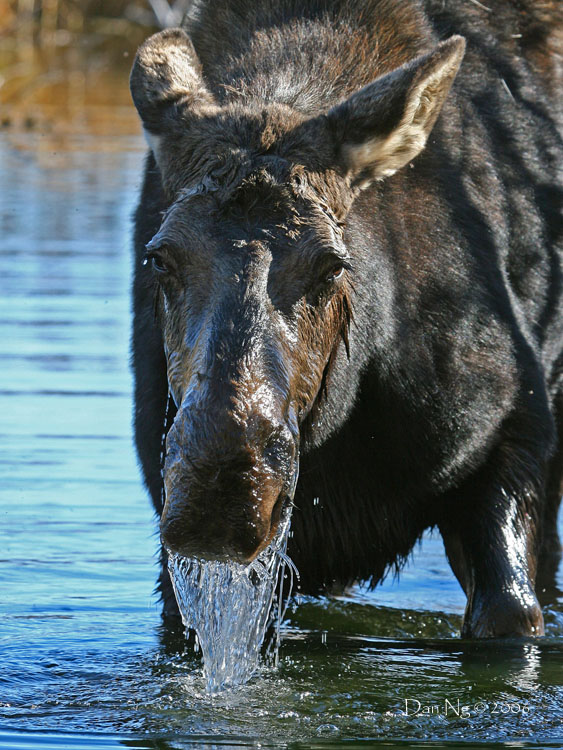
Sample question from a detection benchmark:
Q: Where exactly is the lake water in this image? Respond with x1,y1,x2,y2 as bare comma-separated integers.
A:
0,38,562,750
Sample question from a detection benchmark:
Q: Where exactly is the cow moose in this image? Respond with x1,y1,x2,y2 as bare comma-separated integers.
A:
130,0,563,638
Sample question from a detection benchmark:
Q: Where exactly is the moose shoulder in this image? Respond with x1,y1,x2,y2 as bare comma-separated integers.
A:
130,0,563,638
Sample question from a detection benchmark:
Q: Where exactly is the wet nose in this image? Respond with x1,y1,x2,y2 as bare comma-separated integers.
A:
159,410,297,562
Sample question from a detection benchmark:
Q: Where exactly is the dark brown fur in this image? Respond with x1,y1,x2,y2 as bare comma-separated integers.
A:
130,0,563,635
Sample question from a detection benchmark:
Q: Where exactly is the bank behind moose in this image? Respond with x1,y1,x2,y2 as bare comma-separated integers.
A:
130,0,563,638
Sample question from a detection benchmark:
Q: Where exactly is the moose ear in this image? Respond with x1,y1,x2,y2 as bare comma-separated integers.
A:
130,28,216,156
327,36,465,185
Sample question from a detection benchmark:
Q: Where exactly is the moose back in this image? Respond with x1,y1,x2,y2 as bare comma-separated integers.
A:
130,0,563,637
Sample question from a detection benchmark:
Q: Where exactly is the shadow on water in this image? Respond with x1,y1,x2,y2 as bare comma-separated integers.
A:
0,22,562,750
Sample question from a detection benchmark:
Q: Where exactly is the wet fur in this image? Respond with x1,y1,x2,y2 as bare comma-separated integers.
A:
132,0,563,631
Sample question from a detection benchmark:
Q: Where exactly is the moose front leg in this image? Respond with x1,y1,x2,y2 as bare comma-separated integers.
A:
440,485,544,638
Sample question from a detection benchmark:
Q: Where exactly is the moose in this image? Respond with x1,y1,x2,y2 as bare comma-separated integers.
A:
130,0,563,638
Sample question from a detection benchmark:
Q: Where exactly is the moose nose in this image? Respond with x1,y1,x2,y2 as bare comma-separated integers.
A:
159,410,298,562
160,492,290,563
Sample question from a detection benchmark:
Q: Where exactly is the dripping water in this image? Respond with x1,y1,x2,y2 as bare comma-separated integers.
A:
168,507,297,693
160,392,299,693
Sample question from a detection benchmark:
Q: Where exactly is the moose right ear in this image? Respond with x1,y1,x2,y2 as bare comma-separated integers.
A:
130,28,216,158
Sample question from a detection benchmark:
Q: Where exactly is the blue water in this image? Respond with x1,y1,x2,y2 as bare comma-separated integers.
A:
0,57,562,750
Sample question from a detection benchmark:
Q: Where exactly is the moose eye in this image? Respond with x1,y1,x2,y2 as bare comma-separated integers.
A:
325,261,351,283
143,251,168,274
327,265,344,282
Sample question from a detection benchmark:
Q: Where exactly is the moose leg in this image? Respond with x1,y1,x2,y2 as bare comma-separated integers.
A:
439,482,544,638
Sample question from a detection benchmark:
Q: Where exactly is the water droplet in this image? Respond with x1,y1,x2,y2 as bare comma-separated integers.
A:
316,724,339,735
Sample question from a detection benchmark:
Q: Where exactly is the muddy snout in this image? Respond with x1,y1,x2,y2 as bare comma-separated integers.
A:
160,409,298,563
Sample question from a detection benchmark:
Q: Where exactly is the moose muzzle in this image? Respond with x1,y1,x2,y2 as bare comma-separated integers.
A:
160,399,299,563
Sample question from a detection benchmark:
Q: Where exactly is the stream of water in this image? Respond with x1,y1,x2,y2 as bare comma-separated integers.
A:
168,507,295,693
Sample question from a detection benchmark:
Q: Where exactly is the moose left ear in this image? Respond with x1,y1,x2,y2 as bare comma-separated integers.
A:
327,35,465,185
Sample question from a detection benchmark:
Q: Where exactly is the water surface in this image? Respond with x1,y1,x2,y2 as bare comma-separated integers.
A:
0,39,562,750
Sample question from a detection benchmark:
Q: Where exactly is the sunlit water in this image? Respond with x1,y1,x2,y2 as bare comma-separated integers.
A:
0,39,562,750
169,509,296,693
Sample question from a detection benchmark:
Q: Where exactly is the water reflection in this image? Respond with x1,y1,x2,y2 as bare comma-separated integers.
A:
0,17,146,141
507,642,541,693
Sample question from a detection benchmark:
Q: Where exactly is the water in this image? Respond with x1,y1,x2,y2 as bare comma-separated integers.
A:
169,508,296,693
0,34,562,750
